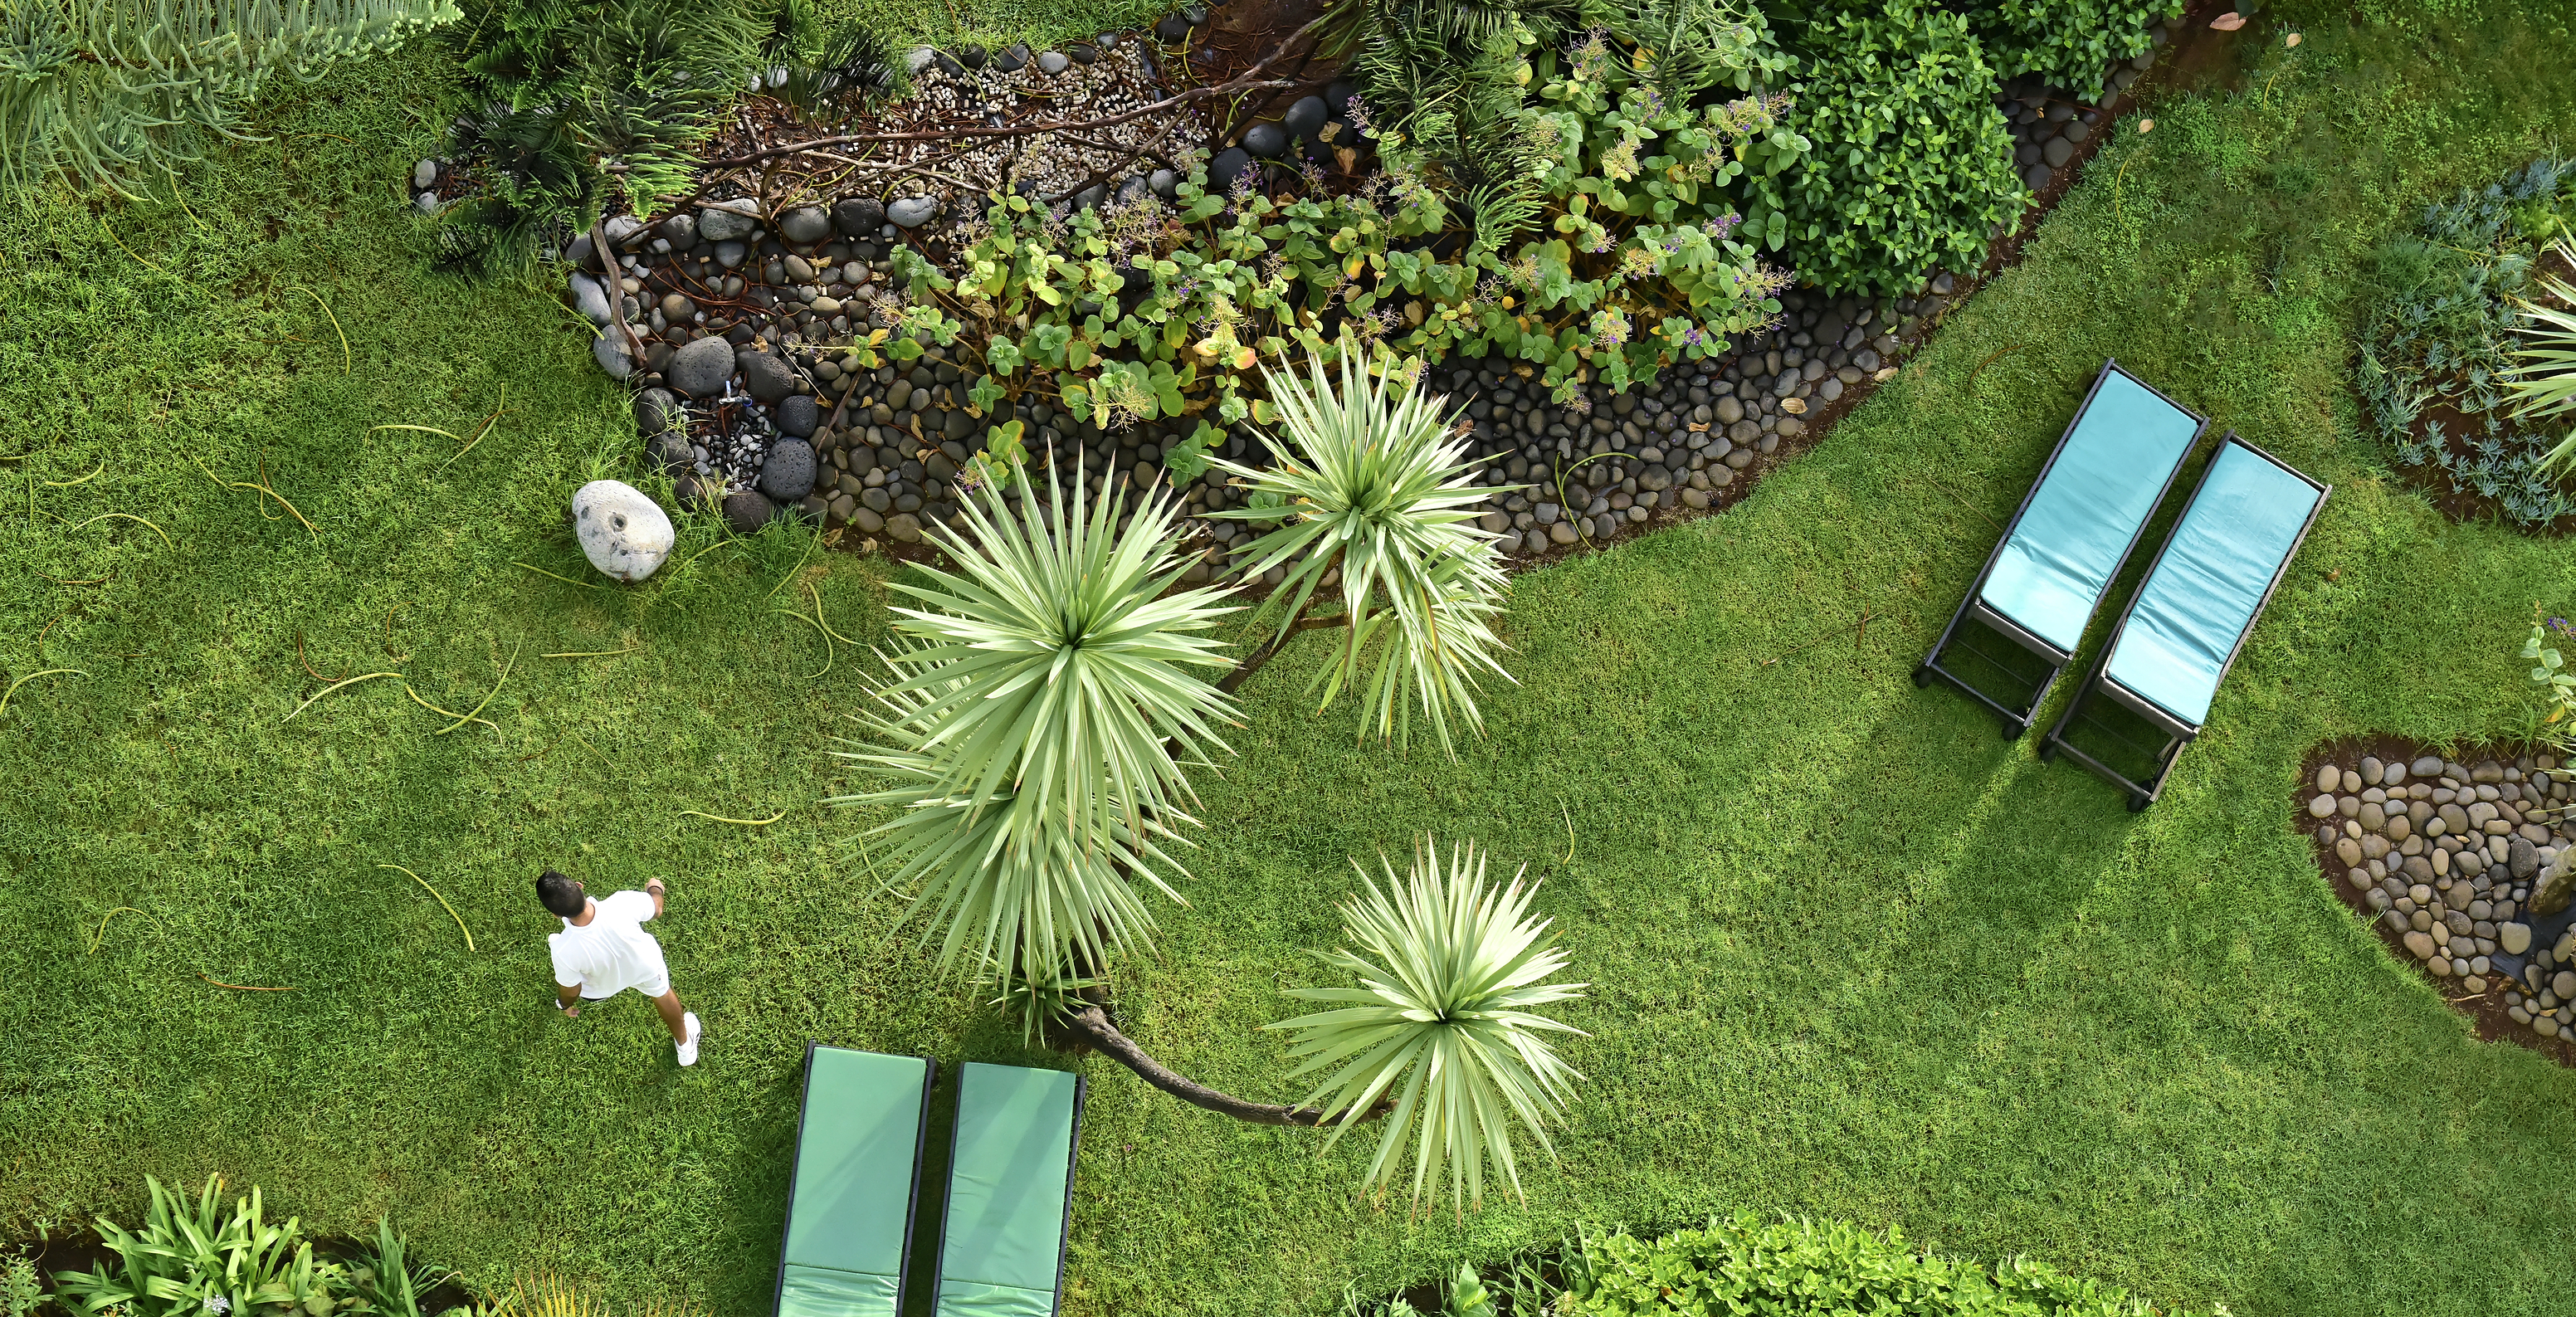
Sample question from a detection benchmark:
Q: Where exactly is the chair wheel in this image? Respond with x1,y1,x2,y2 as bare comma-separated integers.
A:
2037,739,2057,762
2127,793,2151,813
2002,720,2026,740
1910,666,1931,689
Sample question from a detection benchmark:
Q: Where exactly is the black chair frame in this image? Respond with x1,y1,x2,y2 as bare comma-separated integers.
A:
771,1042,937,1317
1914,359,2208,738
2040,433,2330,810
927,1071,1087,1317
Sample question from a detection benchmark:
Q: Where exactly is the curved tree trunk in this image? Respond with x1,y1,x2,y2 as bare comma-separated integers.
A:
1217,612,1347,695
1060,1004,1388,1128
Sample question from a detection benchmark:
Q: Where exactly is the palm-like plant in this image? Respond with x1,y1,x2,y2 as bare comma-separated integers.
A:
1271,837,1586,1215
2512,238,2576,473
1210,352,1513,754
831,460,1241,1023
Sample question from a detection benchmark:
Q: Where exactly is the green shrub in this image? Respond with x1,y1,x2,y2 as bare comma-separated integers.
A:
1964,0,2182,104
1751,0,2023,295
1561,1212,2170,1317
51,1177,352,1317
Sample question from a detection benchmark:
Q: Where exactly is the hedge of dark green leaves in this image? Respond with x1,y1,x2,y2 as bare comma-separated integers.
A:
1966,0,2183,105
1752,0,2026,295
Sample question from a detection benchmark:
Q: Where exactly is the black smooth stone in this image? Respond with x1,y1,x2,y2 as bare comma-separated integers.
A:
773,395,820,437
1324,80,1354,113
993,43,1027,71
722,489,778,533
1242,122,1287,158
959,44,987,68
1069,43,1096,64
1154,13,1189,41
1210,147,1252,188
832,198,885,238
1282,95,1328,139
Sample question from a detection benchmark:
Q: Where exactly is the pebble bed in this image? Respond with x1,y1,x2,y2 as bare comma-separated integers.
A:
2305,747,2576,1059
422,5,2186,552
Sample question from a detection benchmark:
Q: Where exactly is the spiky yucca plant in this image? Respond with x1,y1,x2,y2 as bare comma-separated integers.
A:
1271,837,1586,1215
831,461,1240,1025
2514,238,2576,475
0,0,458,200
1212,352,1513,754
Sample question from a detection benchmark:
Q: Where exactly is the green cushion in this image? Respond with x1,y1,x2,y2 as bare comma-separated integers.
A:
1979,368,2203,653
932,1280,1060,1317
2107,441,2323,726
935,1062,1079,1317
780,1046,929,1310
778,1264,900,1317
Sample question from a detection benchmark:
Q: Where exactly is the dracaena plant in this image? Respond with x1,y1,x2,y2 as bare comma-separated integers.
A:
1270,836,1587,1215
830,458,1240,1027
1210,350,1514,754
51,1176,348,1317
2512,237,2576,472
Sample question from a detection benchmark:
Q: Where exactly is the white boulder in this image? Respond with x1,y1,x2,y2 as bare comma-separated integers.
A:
573,480,673,582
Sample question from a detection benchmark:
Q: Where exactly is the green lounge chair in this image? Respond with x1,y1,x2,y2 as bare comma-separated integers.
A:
773,1045,935,1317
2042,433,2329,809
931,1062,1085,1317
1915,360,2208,735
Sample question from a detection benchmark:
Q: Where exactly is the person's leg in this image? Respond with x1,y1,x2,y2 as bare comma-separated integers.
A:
651,988,687,1041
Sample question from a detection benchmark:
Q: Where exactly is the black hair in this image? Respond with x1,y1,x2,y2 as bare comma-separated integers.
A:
536,868,587,918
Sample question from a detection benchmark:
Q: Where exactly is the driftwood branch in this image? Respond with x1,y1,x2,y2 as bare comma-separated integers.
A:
1061,1004,1388,1128
588,216,646,363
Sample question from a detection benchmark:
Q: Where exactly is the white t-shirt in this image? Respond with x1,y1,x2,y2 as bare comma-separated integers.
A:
549,890,671,998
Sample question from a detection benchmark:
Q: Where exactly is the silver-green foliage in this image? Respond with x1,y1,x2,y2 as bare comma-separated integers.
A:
0,0,458,199
51,1177,346,1317
1271,837,1586,1214
1212,354,1513,754
832,461,1240,1011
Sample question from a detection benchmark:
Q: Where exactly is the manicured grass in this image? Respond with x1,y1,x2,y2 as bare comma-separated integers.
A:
6,2,2576,1315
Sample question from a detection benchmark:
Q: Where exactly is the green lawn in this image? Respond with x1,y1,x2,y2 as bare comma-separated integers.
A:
7,2,2576,1315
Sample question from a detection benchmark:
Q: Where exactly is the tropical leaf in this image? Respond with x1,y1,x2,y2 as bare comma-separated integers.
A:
1209,351,1515,754
829,461,1240,1015
1271,837,1587,1216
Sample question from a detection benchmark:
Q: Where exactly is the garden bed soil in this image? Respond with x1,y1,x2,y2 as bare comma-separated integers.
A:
2297,737,2576,1066
2378,243,2576,535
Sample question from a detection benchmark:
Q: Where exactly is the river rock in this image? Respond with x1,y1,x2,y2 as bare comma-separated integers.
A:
573,480,674,582
670,335,734,397
698,202,760,242
2533,849,2576,916
758,439,817,502
2403,929,2436,960
779,205,832,245
834,198,886,237
740,350,798,405
569,271,613,325
888,195,939,228
723,488,778,533
2501,922,2532,954
773,394,820,437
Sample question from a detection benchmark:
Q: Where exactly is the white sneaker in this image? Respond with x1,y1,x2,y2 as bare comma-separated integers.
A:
676,1012,702,1067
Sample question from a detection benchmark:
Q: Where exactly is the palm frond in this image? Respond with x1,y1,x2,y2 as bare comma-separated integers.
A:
828,461,1241,1012
1210,351,1515,754
1270,837,1587,1216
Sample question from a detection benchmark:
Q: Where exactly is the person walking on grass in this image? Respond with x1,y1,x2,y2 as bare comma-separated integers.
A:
538,868,702,1066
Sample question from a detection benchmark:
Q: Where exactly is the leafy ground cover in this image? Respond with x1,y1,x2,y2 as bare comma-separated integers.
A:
7,1,2576,1315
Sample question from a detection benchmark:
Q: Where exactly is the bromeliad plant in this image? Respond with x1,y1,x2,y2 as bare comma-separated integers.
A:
830,458,1242,1029
1212,349,1514,754
1271,837,1587,1215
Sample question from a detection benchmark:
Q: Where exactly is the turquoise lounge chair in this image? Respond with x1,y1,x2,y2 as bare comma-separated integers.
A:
2042,433,2329,808
1915,360,2208,735
931,1062,1084,1317
773,1045,935,1317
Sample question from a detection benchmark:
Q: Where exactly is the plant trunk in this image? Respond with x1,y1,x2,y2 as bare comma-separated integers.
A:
1217,612,1346,695
1059,1004,1388,1128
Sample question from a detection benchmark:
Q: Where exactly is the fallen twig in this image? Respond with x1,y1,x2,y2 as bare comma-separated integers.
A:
513,560,600,589
283,671,405,722
0,667,85,717
85,905,157,953
296,630,345,682
432,637,520,736
403,682,500,735
41,457,103,488
376,863,476,951
678,807,788,826
289,285,352,375
71,512,173,549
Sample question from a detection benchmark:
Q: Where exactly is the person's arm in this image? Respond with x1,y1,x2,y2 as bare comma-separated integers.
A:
646,877,666,919
555,982,583,1017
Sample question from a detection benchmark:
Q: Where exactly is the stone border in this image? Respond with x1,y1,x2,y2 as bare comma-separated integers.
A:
2299,739,2576,1066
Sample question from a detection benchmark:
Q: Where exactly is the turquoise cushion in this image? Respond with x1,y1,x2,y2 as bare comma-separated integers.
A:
936,1062,1079,1317
1979,368,2203,653
781,1049,929,1290
778,1263,900,1317
2106,442,2323,725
